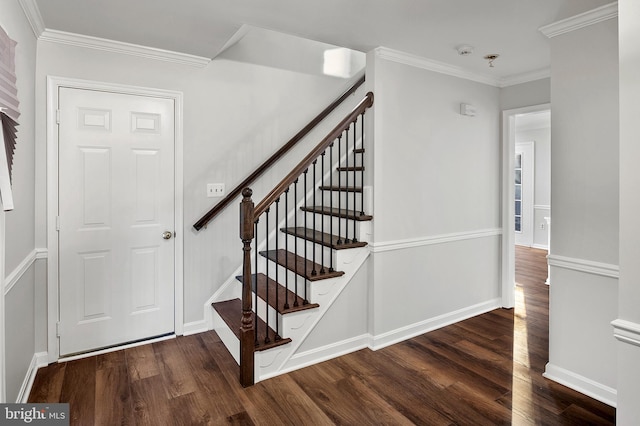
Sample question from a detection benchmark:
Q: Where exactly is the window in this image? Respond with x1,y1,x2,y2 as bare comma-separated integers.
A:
515,153,522,232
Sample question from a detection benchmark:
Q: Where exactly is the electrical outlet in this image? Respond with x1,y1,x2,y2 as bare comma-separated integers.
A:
207,183,225,198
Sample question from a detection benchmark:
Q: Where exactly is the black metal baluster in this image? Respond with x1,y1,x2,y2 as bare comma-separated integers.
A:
264,207,270,344
274,197,280,340
352,118,358,243
320,151,326,274
344,124,350,244
337,135,343,245
311,160,317,276
329,142,335,272
360,112,365,216
303,169,309,301
284,188,290,310
294,178,299,307
254,219,259,346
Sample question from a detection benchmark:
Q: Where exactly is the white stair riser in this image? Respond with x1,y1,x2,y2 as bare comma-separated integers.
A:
321,190,364,208
211,308,240,364
301,213,367,240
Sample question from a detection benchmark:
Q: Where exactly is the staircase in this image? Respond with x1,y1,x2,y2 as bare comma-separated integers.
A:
208,92,374,386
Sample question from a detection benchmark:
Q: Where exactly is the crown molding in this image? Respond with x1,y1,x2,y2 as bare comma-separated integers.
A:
18,0,45,38
375,47,550,88
39,29,211,67
498,68,551,88
539,2,618,38
375,47,502,87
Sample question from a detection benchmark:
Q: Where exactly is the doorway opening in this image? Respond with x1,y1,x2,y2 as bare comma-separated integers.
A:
502,104,550,308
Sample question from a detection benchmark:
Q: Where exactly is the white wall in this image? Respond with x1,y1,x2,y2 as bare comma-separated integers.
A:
500,78,551,112
0,0,39,402
366,50,502,344
617,0,640,422
516,125,551,248
34,38,365,328
545,16,619,405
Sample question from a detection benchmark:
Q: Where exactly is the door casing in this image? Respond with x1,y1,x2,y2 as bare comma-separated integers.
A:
46,76,184,362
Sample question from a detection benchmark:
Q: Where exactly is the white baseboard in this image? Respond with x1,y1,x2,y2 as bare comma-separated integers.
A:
259,297,501,381
532,243,549,250
370,298,502,350
182,320,208,336
263,334,371,381
17,352,48,403
543,363,617,407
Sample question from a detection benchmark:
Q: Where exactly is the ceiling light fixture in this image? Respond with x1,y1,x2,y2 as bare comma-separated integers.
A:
484,54,499,67
456,45,474,56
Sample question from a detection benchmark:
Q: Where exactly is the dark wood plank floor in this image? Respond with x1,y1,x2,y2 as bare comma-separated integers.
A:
29,246,615,425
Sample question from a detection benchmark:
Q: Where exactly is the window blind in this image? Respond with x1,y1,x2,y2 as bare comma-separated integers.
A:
0,25,17,210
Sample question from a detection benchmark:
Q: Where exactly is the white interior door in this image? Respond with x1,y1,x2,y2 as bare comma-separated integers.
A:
58,87,175,356
515,142,534,247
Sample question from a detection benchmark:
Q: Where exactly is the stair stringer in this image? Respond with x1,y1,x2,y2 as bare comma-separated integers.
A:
208,220,371,373
254,239,371,382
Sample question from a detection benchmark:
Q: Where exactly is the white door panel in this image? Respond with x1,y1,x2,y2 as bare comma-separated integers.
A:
58,88,175,355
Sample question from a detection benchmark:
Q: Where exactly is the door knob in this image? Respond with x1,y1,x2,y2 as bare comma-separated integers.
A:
162,231,173,240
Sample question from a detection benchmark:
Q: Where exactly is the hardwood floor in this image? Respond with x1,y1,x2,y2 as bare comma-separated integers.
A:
29,246,615,425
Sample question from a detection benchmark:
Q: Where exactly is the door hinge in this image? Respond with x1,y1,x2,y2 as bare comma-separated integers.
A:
56,321,62,337
56,216,60,231
56,109,61,124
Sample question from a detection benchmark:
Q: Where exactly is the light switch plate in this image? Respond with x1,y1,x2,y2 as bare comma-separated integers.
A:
207,183,225,198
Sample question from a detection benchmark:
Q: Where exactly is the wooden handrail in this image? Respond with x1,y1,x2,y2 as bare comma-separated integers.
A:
193,74,366,231
254,92,374,218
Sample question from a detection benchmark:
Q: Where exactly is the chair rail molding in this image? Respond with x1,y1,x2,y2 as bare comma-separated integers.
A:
547,254,619,279
4,248,47,296
369,228,502,253
612,319,640,348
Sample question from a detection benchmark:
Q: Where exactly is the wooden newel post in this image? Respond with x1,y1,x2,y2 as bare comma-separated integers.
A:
239,188,255,387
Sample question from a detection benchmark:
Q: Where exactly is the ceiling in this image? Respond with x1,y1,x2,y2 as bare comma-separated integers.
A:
33,0,612,81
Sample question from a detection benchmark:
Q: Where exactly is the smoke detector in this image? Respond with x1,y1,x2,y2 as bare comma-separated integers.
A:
456,45,474,56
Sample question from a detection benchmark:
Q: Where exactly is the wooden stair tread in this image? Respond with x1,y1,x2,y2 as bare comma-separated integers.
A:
301,205,373,221
212,299,292,351
259,249,344,281
281,227,368,249
336,166,364,172
319,185,362,192
235,273,319,314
